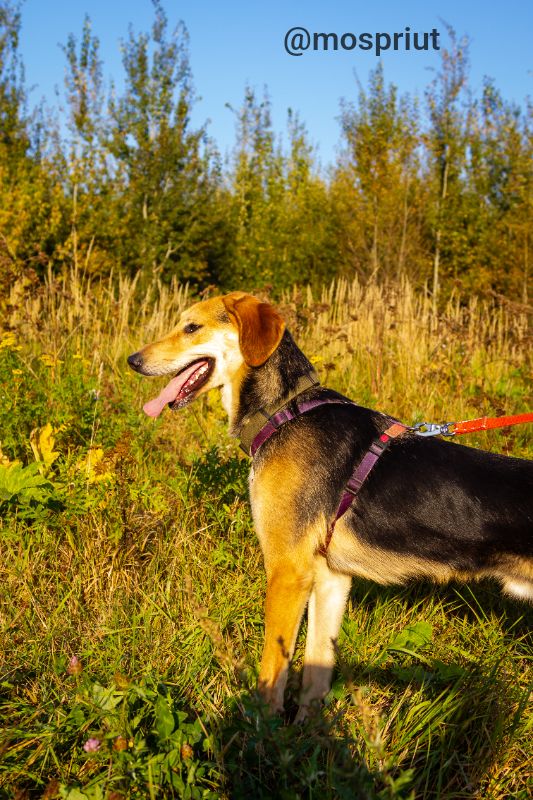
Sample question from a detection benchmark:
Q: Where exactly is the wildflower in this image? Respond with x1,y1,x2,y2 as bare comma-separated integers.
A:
113,735,128,752
114,672,130,689
0,333,16,350
181,743,194,760
11,368,22,375
40,354,63,367
67,655,83,675
83,737,101,753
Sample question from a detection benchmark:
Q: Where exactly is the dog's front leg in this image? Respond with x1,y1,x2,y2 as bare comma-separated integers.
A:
258,561,313,713
295,557,352,722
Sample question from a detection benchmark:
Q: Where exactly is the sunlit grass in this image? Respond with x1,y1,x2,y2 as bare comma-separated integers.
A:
0,271,531,798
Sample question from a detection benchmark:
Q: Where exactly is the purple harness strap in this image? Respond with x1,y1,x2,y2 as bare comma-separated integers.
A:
317,422,407,556
250,399,408,556
250,397,353,457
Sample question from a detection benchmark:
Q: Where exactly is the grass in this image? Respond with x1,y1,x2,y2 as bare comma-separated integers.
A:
0,270,531,799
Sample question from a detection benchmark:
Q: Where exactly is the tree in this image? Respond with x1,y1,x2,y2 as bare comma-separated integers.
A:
106,0,221,283
333,63,423,282
226,89,335,290
471,82,532,299
425,26,469,305
0,1,65,288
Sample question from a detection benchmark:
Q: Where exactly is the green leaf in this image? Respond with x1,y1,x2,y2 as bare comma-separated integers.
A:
387,621,433,654
91,682,122,711
0,462,56,507
155,695,175,739
60,788,89,800
432,659,467,681
391,665,433,684
327,677,347,702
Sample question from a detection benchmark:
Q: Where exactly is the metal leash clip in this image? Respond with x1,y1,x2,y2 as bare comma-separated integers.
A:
413,421,456,437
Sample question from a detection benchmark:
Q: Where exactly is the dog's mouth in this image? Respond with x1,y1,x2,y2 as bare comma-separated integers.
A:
142,358,215,418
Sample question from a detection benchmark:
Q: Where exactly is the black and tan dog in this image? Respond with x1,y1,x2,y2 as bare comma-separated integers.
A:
128,292,533,719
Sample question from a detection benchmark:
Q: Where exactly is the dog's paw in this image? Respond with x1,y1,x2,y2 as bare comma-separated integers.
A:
294,705,309,725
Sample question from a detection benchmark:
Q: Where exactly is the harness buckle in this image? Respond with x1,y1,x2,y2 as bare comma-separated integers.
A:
369,437,390,455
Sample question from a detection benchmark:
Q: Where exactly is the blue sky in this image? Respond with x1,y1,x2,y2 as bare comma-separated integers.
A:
19,0,533,168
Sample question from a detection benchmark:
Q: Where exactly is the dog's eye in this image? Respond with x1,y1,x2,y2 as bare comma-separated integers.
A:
183,323,202,334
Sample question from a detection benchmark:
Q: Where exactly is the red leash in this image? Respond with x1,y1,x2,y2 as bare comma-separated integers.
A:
415,412,533,437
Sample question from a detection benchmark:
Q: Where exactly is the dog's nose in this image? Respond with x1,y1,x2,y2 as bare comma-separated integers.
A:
127,352,144,372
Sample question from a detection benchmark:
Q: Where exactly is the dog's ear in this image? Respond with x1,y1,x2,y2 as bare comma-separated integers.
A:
222,293,285,367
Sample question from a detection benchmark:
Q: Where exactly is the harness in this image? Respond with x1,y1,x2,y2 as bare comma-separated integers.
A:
240,377,409,556
239,376,533,558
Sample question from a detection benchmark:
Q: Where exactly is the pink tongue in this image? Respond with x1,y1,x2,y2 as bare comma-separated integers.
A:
143,362,206,418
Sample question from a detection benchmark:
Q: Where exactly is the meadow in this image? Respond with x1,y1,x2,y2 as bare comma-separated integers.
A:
0,271,531,799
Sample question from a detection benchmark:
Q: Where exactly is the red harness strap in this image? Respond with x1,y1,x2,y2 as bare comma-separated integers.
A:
317,422,407,556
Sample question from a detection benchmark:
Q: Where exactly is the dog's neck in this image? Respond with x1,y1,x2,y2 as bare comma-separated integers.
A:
223,330,317,439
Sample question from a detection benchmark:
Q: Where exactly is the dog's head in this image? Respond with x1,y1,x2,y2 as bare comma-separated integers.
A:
128,292,285,417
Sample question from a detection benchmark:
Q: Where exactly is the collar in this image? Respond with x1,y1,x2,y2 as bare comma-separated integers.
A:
238,369,320,456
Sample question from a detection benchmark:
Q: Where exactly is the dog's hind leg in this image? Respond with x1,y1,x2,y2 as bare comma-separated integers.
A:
257,559,314,713
295,557,352,722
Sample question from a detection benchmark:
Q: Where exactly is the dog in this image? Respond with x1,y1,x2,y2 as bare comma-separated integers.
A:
128,292,533,719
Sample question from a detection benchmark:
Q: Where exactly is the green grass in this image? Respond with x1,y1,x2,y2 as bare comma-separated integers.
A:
0,273,531,798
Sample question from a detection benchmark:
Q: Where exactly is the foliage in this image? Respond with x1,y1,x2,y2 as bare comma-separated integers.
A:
1,673,221,799
0,461,57,510
0,4,531,298
336,62,423,281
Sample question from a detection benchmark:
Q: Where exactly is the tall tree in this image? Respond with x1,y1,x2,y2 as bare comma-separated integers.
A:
226,90,334,290
61,16,109,274
334,63,422,281
0,1,65,287
227,86,283,286
106,0,219,282
425,26,469,306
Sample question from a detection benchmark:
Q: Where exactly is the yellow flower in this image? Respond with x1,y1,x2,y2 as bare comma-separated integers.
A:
40,354,63,367
11,368,23,375
0,333,16,350
0,442,20,467
76,447,114,483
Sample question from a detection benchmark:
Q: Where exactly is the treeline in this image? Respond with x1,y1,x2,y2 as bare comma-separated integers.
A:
0,1,531,301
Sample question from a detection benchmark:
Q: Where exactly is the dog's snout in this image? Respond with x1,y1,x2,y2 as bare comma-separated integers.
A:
127,351,145,372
